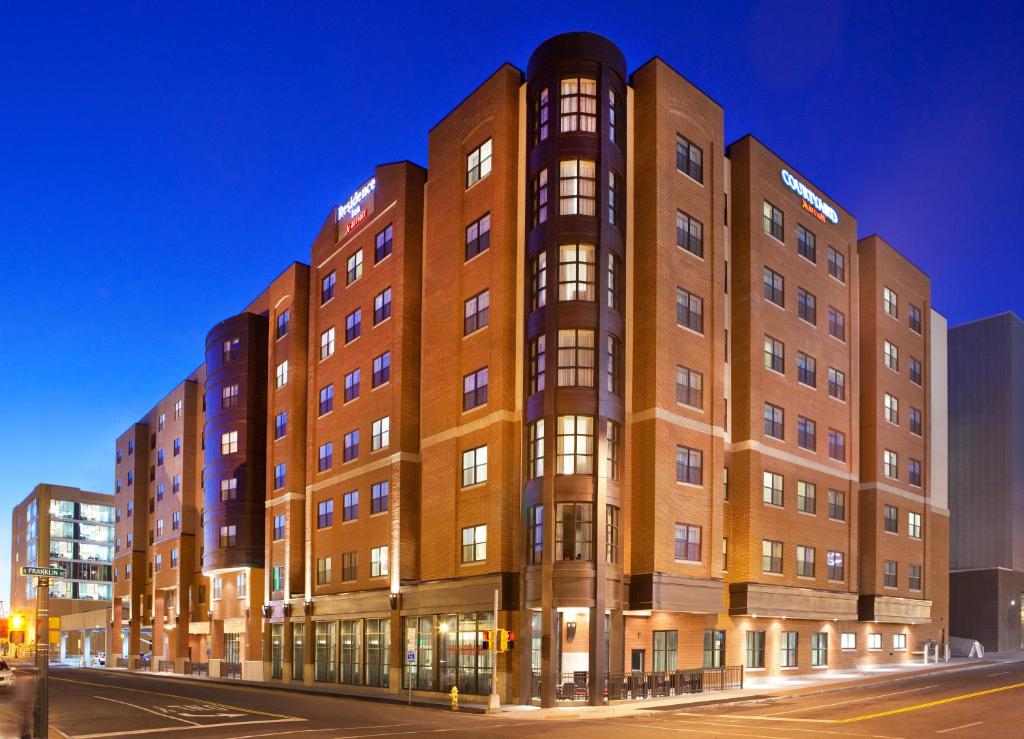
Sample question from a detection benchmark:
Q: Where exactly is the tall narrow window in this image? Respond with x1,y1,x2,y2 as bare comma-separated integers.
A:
764,335,784,373
343,430,359,462
797,481,816,513
828,429,846,461
319,384,334,415
462,525,487,563
276,309,290,339
608,170,623,227
797,416,816,450
528,505,543,564
676,210,703,257
320,327,335,360
827,551,845,581
763,201,784,240
607,252,621,312
531,251,547,310
346,249,363,285
676,365,703,408
828,367,846,401
464,289,489,335
797,288,817,325
556,415,594,475
375,224,393,262
762,471,783,506
828,307,845,341
764,267,784,306
462,446,488,486
676,446,702,485
560,77,597,133
883,287,899,318
559,160,596,215
606,420,620,481
796,545,815,577
676,135,703,183
608,88,620,145
797,352,816,387
529,335,546,394
606,504,620,564
343,369,360,403
762,539,783,573
558,243,596,301
370,481,389,514
533,87,549,144
827,246,845,282
674,524,701,562
372,351,390,387
462,367,489,410
764,403,784,439
531,168,548,227
555,503,593,560
466,139,492,187
345,308,361,343
321,272,336,304
371,416,390,451
373,287,392,324
528,419,545,479
797,225,816,262
676,288,704,333
465,213,491,260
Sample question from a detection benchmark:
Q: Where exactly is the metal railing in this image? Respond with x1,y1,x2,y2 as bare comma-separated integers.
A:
223,661,242,679
116,657,129,669
157,659,174,673
536,666,743,703
185,661,208,677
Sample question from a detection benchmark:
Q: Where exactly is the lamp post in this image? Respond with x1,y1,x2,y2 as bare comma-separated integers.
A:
22,565,67,739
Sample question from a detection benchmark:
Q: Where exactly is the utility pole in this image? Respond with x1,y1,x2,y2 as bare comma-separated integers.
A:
22,565,66,739
487,587,500,712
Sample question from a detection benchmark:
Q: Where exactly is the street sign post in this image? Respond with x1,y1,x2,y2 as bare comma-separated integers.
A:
22,565,66,737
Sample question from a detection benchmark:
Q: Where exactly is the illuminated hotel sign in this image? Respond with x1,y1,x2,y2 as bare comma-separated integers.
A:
780,169,839,225
336,177,376,235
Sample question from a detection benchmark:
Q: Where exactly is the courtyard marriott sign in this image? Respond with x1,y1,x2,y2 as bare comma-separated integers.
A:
780,169,839,225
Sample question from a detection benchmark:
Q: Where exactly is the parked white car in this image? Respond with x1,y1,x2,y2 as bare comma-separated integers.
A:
93,652,106,667
0,660,14,690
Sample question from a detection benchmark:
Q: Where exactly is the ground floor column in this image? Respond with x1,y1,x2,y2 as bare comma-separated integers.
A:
388,607,402,693
303,616,314,684
282,619,294,683
540,606,555,707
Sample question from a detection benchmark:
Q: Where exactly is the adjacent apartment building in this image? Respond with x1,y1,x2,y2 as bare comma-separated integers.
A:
948,312,1024,651
9,484,115,646
108,32,949,705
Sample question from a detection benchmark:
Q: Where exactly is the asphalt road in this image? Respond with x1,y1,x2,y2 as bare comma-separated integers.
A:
0,660,1020,737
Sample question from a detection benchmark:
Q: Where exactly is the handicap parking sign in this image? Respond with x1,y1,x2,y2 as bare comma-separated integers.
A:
406,650,416,663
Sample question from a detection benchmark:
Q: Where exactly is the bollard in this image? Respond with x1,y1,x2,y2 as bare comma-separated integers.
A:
450,685,459,711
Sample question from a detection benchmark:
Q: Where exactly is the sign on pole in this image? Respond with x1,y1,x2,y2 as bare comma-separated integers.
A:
21,566,67,578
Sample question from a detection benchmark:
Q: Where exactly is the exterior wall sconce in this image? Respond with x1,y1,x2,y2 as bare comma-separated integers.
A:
389,592,401,610
303,600,314,616
282,603,292,617
261,604,272,618
567,622,577,642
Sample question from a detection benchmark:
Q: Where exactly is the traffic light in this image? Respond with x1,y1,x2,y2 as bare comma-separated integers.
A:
506,630,515,651
496,629,508,652
0,617,7,640
481,629,492,651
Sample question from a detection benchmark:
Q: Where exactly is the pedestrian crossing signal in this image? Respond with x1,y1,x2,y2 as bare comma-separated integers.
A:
481,629,492,651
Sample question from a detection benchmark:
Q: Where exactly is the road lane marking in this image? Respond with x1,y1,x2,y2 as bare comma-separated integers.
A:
96,696,200,725
673,711,834,723
763,684,939,715
936,721,984,734
839,681,1024,723
615,722,777,738
987,671,1009,677
70,718,303,738
651,717,900,738
222,726,417,739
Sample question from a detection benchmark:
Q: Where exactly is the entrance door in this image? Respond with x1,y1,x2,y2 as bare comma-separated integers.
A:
630,649,644,672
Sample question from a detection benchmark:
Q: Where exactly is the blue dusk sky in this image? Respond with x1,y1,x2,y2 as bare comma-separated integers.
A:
2,1,1022,603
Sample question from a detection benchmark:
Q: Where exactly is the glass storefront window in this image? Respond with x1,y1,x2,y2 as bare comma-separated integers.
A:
270,624,283,679
314,621,336,682
340,620,361,684
365,618,389,687
292,629,304,680
224,633,240,663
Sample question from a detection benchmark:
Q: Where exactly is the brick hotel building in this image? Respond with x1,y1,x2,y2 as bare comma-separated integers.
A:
109,32,949,705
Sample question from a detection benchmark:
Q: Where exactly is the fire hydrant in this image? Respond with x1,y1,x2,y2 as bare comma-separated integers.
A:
449,685,459,711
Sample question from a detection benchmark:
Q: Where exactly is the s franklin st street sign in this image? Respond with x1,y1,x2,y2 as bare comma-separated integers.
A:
21,566,67,578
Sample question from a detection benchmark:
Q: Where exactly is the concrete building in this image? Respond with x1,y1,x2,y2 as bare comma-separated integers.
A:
8,483,114,648
107,32,949,705
949,312,1024,652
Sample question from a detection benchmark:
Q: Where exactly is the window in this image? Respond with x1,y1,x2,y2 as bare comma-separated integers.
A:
797,288,817,325
466,138,492,187
606,335,622,396
606,504,620,564
674,523,701,562
908,564,922,591
463,367,489,410
797,481,816,514
828,429,846,461
371,481,389,514
763,267,784,306
557,329,595,387
884,449,899,479
828,367,846,401
884,504,899,533
797,417,816,450
219,525,237,547
560,77,597,132
909,304,922,334
462,446,488,486
781,631,798,668
275,412,287,440
316,557,332,585
676,135,703,183
318,442,333,472
367,352,390,390
464,290,489,335
608,171,623,226
908,511,922,538
797,352,816,387
174,398,183,419
676,288,704,333
461,525,487,562
676,365,703,408
797,225,816,262
236,572,246,598
797,545,816,577
171,549,178,568
558,243,596,300
371,417,390,451
276,360,289,389
172,474,181,494
528,420,545,479
529,335,546,394
273,514,285,540
746,631,765,669
764,336,785,373
909,407,923,435
222,337,241,363
157,519,164,537
884,393,899,424
533,87,549,143
763,200,784,240
676,446,703,485
156,482,165,500
343,491,358,521
893,633,907,651
762,539,783,573
828,246,845,282
516,504,542,568
556,415,594,475
868,633,882,651
345,308,361,343
608,253,621,312
910,357,923,385
343,430,359,462
373,287,391,324
884,341,899,371
531,251,547,310
318,499,334,528
828,489,846,521
827,550,845,581
764,403,784,439
370,546,388,577
763,472,783,506
883,287,898,318
555,503,593,561
828,307,845,341
559,159,596,215
653,630,678,672
465,213,491,260
722,536,729,570
608,88,621,144
319,384,335,415
156,448,165,467
375,224,393,263
221,431,238,455
811,633,828,667
274,463,286,490
530,167,549,228
884,560,898,588
346,249,363,285
272,565,284,592
344,370,359,402
676,211,703,257
321,271,336,304
154,554,161,572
